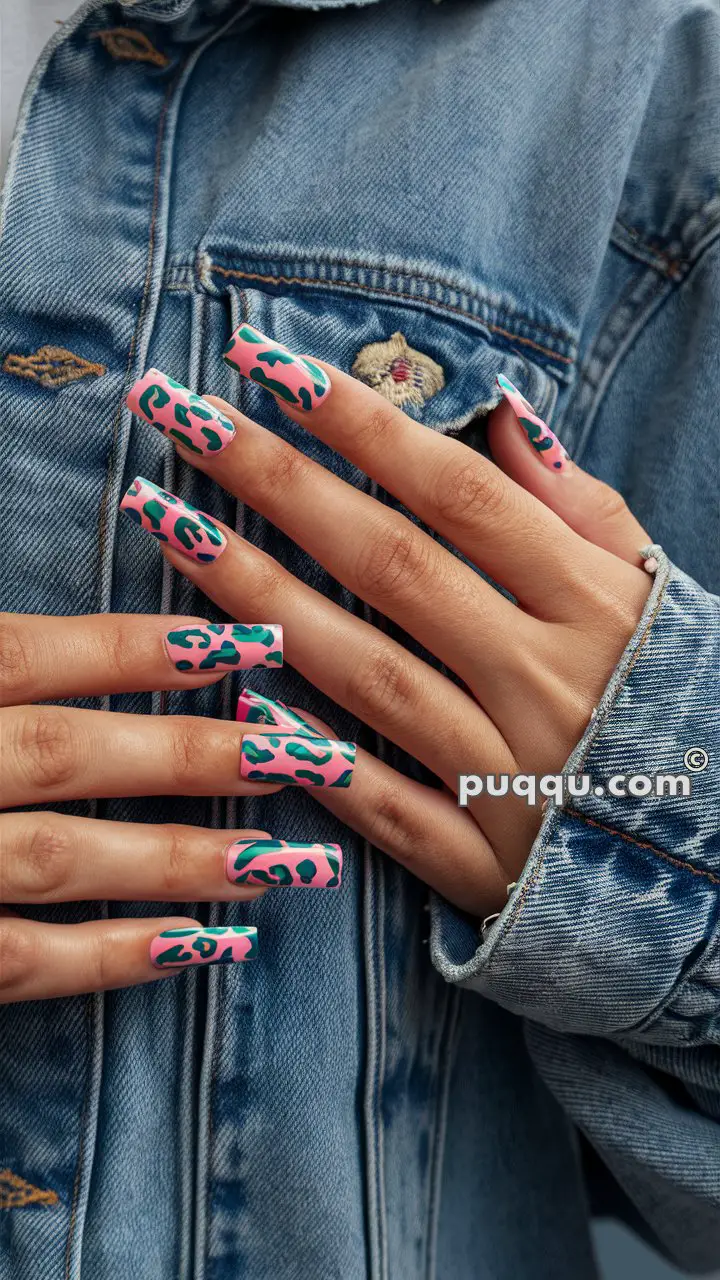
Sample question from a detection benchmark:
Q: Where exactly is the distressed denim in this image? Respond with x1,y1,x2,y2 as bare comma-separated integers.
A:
0,0,719,1277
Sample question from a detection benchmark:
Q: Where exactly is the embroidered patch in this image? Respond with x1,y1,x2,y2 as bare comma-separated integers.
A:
2,345,106,389
91,28,169,68
351,333,445,408
0,1169,59,1210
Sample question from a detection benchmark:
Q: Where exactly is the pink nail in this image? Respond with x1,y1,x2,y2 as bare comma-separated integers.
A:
165,625,282,672
496,373,569,472
223,324,331,411
127,369,235,456
226,839,342,888
120,476,226,563
150,926,257,969
240,733,355,788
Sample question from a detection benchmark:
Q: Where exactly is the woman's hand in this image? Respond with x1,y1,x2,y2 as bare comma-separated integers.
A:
123,334,654,919
0,611,354,1002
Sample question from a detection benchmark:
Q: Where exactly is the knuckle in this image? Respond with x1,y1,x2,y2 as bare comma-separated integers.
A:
364,780,428,870
241,552,287,613
0,616,34,703
594,482,631,525
18,708,78,792
89,929,116,992
0,922,37,997
345,645,419,726
253,440,312,505
159,825,194,894
354,522,431,603
429,454,512,528
97,618,139,680
169,719,199,789
12,819,76,899
353,404,398,452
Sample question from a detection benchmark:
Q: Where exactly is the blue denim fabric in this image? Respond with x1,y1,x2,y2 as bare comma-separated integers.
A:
0,0,718,1277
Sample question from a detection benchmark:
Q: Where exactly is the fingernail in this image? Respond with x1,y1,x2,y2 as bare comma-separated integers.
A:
236,687,320,735
496,373,569,472
223,324,331,411
226,839,342,888
240,733,355,788
120,476,226,563
150,925,257,969
165,624,283,672
127,369,235,456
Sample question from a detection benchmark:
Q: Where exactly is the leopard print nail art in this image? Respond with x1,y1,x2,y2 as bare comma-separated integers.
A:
226,839,342,888
150,925,257,969
235,687,320,736
496,373,569,472
240,733,356,788
127,368,235,456
120,476,226,562
222,324,331,411
165,624,283,672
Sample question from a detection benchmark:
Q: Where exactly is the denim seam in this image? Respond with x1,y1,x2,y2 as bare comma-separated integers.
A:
96,75,176,588
173,288,210,1280
425,985,461,1280
196,961,225,1280
62,995,98,1280
361,840,388,1280
559,810,720,888
569,221,720,462
362,574,389,1280
612,219,688,280
209,252,576,348
610,195,720,279
569,267,670,464
209,264,575,367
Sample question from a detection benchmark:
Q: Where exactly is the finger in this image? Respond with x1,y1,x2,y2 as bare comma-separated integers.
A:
157,530,515,807
0,814,287,902
237,691,521,912
0,612,283,708
122,402,532,695
0,914,260,1004
486,384,652,565
216,331,615,616
0,707,343,807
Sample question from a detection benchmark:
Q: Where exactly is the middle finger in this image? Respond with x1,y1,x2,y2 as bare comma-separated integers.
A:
127,378,537,700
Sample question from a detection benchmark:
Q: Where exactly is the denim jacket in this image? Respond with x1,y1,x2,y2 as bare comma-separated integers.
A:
0,0,719,1277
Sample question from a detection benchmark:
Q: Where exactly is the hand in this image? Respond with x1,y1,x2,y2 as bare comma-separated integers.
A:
0,612,352,1002
122,336,654,920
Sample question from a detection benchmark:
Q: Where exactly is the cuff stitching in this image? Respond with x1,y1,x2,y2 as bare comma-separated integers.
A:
573,568,669,775
560,809,720,888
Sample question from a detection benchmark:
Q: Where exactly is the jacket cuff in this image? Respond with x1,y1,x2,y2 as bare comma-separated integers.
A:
430,549,720,1046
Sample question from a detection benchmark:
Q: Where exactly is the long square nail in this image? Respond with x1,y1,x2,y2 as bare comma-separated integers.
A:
496,373,569,472
240,733,355,788
165,625,283,672
150,925,257,968
223,324,331,411
127,369,235,456
226,839,342,888
236,687,320,735
120,476,226,562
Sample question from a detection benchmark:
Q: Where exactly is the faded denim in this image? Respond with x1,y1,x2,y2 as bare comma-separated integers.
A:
0,0,719,1277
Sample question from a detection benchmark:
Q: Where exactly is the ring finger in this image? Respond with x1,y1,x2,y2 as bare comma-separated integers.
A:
0,813,280,903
